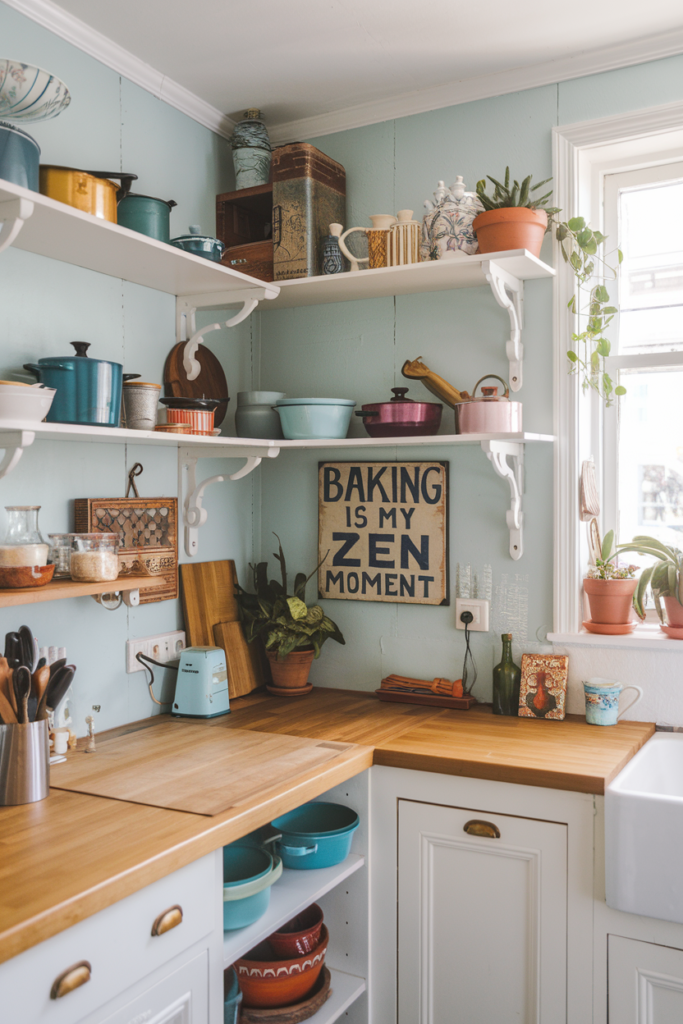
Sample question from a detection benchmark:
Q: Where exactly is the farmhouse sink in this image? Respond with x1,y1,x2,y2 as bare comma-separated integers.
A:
606,732,683,924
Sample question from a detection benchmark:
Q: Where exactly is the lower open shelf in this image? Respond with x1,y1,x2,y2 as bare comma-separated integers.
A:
309,969,366,1024
223,854,364,966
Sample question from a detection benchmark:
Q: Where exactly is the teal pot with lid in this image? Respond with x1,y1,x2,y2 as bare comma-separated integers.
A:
170,225,225,262
0,121,39,191
23,341,123,427
117,193,177,243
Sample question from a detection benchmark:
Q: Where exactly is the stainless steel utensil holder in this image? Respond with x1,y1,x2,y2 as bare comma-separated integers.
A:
0,719,49,805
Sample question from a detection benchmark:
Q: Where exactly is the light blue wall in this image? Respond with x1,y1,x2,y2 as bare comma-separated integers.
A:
0,5,258,734
257,55,683,696
3,0,683,717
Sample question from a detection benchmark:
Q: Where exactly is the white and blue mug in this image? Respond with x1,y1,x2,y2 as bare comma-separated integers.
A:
583,677,643,726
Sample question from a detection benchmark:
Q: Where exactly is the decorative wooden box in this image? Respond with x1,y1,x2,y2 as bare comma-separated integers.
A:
74,498,178,604
222,239,274,282
272,143,346,281
216,182,274,283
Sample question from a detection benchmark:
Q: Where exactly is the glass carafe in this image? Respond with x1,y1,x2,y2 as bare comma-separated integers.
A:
0,506,49,566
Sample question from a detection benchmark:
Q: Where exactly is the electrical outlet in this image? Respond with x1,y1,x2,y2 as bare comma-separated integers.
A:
455,598,490,632
126,631,186,673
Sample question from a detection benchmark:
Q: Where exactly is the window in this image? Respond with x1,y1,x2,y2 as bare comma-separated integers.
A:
603,164,683,614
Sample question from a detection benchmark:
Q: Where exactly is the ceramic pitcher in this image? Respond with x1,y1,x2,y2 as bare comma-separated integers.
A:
583,677,643,726
339,214,397,271
421,177,484,261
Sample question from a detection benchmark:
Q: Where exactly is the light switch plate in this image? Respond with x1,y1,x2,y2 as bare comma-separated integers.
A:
455,598,490,632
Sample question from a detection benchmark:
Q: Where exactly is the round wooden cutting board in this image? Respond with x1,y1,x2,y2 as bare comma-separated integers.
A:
163,341,229,426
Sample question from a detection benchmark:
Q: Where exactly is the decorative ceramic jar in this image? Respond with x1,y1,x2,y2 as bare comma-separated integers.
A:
235,391,285,439
583,678,643,726
321,223,344,275
420,177,484,261
339,214,397,271
0,506,49,566
230,109,271,190
387,210,421,266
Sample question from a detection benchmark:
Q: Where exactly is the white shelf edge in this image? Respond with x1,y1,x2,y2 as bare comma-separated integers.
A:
223,854,365,967
307,969,366,1024
275,431,555,450
548,629,683,650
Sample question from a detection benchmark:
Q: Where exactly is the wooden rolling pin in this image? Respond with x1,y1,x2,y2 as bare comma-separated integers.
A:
381,674,464,698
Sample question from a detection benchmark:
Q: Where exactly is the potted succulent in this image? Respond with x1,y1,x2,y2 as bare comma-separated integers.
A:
584,530,639,631
615,536,683,632
236,534,345,694
474,168,560,258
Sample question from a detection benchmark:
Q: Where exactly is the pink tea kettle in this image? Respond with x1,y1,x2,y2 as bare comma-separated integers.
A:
456,375,522,434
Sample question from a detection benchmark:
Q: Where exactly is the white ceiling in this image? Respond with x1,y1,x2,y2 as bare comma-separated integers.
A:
23,0,683,137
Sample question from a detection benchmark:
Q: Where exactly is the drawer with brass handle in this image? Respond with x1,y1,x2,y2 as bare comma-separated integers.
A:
0,851,216,1024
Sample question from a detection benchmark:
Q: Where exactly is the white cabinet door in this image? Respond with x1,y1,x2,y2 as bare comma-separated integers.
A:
609,935,683,1023
398,799,567,1024
89,948,208,1024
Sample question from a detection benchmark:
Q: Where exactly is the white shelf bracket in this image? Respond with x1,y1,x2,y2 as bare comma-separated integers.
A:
0,430,35,480
179,443,279,557
482,260,524,392
481,440,524,560
182,299,259,381
0,197,34,255
175,285,278,378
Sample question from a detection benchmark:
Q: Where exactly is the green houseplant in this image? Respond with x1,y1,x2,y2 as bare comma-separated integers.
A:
474,168,624,406
584,529,639,632
615,535,683,630
236,534,345,693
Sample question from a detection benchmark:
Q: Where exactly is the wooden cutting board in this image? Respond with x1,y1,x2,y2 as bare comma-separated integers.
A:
50,721,353,816
181,560,264,697
164,341,229,427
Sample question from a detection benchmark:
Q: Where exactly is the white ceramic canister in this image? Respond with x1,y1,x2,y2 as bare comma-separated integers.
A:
235,391,285,439
456,375,523,434
122,381,161,430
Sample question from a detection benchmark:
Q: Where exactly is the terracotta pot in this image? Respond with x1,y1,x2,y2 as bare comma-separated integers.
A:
584,578,638,625
266,649,315,689
472,207,548,258
662,595,683,628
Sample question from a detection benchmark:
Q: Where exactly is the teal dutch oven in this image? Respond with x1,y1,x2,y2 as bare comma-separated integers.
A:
222,842,283,930
272,801,360,870
117,193,177,243
24,341,123,427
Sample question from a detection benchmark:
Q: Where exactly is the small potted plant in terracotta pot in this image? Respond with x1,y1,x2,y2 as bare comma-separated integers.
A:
615,535,683,637
236,534,345,696
583,530,639,634
473,168,560,258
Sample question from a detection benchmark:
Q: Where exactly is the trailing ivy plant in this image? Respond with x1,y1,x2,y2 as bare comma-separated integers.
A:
555,217,625,406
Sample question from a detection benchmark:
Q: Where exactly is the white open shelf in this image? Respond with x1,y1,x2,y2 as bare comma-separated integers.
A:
0,177,278,302
308,969,366,1024
223,854,364,967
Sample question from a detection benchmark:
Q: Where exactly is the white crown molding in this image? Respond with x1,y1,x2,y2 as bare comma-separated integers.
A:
553,99,683,145
2,0,236,139
269,28,683,145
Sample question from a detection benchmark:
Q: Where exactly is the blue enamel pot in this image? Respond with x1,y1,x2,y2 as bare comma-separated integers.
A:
272,801,359,870
222,842,283,930
23,341,123,427
0,121,40,192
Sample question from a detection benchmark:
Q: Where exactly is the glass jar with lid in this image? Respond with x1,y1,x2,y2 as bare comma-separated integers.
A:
70,534,121,582
0,506,49,566
48,533,75,578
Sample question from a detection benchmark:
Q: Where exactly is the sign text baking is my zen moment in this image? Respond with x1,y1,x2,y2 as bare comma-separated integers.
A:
318,461,449,606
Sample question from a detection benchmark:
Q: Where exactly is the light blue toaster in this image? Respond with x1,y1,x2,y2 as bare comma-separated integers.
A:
172,646,230,718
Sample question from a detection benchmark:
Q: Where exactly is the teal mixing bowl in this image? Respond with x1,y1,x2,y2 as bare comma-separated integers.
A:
272,801,359,870
274,398,356,440
222,843,282,930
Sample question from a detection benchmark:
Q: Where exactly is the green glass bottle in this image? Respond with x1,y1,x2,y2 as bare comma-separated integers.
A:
492,633,521,716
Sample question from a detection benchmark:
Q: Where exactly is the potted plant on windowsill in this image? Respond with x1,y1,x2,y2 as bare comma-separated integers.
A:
236,534,345,696
474,168,560,259
584,530,639,634
615,536,683,637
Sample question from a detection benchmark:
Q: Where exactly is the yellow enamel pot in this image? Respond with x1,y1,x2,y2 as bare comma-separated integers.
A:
39,166,137,222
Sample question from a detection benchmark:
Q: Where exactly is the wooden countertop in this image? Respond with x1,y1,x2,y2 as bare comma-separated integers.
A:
0,688,653,964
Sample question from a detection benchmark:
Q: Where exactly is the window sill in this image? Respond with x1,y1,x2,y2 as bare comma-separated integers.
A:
548,627,683,650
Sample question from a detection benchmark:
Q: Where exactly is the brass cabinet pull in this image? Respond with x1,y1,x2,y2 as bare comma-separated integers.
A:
50,961,92,999
151,904,183,936
464,819,501,839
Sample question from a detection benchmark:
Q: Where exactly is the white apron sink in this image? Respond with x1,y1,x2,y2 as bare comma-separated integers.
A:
606,733,683,924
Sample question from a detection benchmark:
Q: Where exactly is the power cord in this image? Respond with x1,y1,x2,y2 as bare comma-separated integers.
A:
459,611,478,695
136,652,178,707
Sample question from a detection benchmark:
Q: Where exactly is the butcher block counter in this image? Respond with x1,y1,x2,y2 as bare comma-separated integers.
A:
0,688,653,964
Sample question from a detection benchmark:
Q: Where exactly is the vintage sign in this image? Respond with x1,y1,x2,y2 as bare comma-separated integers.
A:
318,461,449,605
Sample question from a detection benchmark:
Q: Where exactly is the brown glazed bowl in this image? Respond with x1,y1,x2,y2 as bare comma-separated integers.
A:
0,563,55,589
234,925,329,1008
268,903,324,958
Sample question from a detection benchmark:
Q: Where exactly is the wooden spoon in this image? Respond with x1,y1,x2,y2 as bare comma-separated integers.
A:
31,664,50,712
0,657,17,715
0,684,18,724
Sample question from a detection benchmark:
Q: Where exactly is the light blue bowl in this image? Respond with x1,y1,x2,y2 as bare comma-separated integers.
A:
222,843,280,930
272,801,360,870
275,399,356,440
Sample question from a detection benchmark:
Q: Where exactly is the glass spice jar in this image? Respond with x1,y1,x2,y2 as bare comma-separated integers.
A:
70,534,122,582
0,506,49,566
47,533,75,578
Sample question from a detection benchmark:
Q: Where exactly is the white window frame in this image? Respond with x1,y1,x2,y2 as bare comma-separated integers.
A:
551,102,683,637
